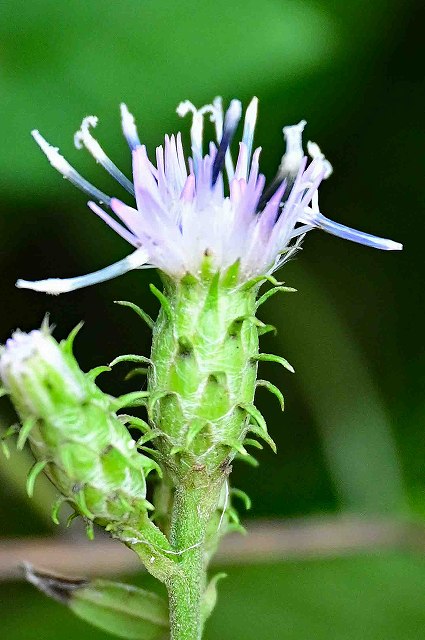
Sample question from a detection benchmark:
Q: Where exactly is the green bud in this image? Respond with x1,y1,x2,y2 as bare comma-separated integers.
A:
0,326,156,531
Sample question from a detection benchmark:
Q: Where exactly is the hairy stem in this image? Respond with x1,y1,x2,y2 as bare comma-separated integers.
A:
167,476,222,640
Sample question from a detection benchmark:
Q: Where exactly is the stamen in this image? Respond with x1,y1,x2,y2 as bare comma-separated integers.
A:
256,121,307,211
32,130,111,205
242,96,258,165
290,224,314,239
307,141,333,179
279,120,307,178
313,214,403,251
120,103,141,150
74,116,135,195
87,201,140,247
176,101,204,172
209,97,234,180
211,99,242,185
16,248,150,295
306,193,403,250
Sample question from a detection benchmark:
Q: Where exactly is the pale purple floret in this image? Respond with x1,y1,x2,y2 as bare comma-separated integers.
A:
17,98,402,295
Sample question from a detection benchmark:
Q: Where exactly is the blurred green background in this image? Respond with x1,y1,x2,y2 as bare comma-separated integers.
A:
0,0,424,638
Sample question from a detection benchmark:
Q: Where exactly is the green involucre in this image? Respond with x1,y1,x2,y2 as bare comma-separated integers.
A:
148,270,261,475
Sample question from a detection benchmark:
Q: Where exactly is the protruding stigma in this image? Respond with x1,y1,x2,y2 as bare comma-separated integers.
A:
120,103,141,150
211,99,242,185
31,130,111,205
242,96,258,165
16,248,150,295
74,116,135,195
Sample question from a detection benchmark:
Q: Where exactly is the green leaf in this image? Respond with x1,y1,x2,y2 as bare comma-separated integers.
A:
112,391,150,411
50,495,68,525
253,352,295,373
223,438,248,456
227,315,274,337
149,284,173,321
17,417,36,450
0,439,10,459
24,566,169,640
257,323,277,337
240,273,282,291
136,429,162,447
147,390,178,418
234,452,259,467
61,322,84,354
221,259,240,288
26,460,47,497
115,300,154,330
247,424,277,453
231,488,252,510
239,403,268,433
110,354,153,368
256,379,285,411
125,367,149,380
118,414,151,433
202,573,227,623
1,424,19,458
86,365,111,381
203,271,220,313
243,438,263,450
255,285,297,310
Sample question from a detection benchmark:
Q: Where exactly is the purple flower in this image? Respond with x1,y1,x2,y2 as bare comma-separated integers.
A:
18,98,402,294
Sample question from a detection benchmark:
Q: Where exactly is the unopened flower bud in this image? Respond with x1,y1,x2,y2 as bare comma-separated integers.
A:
0,326,156,533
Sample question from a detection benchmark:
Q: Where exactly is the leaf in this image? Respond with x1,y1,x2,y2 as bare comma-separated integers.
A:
115,301,154,330
61,322,84,354
255,285,297,310
247,424,277,454
125,367,149,380
118,414,151,432
240,273,282,291
112,391,150,411
256,379,285,411
221,259,240,288
202,573,227,623
26,460,47,497
252,353,295,373
86,365,111,381
239,403,268,433
24,565,169,640
231,488,252,510
110,354,153,368
149,285,172,321
234,452,259,467
17,417,36,450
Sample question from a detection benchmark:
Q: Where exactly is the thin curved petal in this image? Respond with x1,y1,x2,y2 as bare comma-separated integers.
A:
16,248,150,295
313,213,403,251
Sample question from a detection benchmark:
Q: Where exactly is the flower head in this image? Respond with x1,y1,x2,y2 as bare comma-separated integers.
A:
18,98,402,294
0,325,85,415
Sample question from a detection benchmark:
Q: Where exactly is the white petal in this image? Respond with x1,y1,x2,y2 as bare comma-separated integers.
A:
16,248,150,295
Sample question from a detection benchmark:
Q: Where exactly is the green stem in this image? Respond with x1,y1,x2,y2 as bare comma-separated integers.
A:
167,476,222,640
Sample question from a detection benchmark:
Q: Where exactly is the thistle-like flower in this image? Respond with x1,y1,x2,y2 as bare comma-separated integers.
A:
2,97,404,640
17,97,401,294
